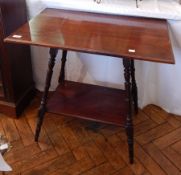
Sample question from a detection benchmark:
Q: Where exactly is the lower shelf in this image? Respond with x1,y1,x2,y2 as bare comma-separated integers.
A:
47,81,128,126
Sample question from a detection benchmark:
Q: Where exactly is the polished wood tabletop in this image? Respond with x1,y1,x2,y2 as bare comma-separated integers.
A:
5,8,174,64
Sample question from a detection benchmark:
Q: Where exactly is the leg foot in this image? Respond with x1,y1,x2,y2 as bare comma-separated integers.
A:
35,107,46,142
126,124,134,164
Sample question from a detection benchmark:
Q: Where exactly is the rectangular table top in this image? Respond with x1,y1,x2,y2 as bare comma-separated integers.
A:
4,8,174,64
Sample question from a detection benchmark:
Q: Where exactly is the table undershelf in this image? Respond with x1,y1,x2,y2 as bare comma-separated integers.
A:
47,80,128,126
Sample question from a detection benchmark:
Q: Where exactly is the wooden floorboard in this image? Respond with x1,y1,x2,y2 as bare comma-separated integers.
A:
0,97,180,175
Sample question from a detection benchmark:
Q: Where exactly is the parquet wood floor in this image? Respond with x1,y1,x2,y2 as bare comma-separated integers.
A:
0,96,181,175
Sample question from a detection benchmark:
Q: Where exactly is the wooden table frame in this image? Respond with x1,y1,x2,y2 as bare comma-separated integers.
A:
35,48,137,164
4,8,174,164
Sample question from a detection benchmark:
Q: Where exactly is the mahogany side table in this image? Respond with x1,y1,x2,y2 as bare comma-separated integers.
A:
4,8,174,164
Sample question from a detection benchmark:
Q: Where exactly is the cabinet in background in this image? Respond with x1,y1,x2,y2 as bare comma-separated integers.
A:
0,0,35,117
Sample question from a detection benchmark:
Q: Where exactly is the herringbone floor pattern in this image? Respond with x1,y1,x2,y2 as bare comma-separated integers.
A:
1,97,181,175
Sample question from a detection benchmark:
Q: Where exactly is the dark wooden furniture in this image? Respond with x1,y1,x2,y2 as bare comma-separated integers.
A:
4,8,174,164
0,0,35,116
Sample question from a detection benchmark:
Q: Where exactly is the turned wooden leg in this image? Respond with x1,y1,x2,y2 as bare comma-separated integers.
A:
131,60,138,114
35,48,58,142
59,50,67,83
123,58,134,164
